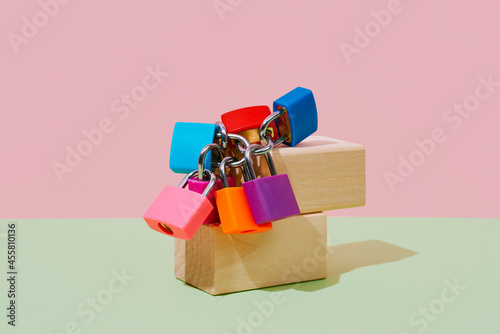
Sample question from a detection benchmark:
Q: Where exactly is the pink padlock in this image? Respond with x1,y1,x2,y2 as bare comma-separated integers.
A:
143,169,217,240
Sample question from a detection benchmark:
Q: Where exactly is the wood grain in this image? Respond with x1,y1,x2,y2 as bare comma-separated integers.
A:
174,212,327,295
255,136,366,213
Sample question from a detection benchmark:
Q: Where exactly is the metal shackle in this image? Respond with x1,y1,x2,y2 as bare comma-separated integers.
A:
198,143,225,180
219,156,238,188
259,109,288,147
226,133,251,168
178,169,217,197
244,144,278,181
228,133,250,155
215,120,254,154
215,121,229,150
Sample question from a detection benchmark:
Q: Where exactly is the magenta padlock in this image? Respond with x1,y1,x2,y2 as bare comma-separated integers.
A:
188,143,235,224
188,176,236,224
143,169,217,240
188,179,221,224
242,144,300,224
189,143,224,224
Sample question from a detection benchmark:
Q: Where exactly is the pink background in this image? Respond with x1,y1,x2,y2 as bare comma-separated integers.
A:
1,0,498,218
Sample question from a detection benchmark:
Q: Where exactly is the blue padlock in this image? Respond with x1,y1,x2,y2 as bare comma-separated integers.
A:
169,122,218,174
271,87,318,147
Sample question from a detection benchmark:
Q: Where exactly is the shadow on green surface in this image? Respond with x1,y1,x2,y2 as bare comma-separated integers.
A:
263,239,418,293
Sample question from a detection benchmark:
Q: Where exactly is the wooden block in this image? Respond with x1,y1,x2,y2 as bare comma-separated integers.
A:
175,212,327,295
256,136,366,214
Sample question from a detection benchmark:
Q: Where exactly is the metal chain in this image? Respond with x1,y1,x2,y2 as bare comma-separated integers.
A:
196,111,286,179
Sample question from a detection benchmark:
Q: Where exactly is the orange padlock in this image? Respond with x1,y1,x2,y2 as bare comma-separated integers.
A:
215,157,272,234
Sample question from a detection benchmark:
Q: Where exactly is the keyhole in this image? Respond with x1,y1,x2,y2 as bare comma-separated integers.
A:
159,223,173,235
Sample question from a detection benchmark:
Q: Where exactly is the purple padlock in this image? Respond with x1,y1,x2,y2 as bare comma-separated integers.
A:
242,144,300,224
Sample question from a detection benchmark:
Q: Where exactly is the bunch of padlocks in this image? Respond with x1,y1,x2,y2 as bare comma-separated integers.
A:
143,87,318,240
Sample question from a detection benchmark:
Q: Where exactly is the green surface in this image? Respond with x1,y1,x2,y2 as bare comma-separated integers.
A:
1,218,499,334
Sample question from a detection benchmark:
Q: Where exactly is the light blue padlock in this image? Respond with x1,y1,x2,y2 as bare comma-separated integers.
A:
269,87,318,147
169,122,221,174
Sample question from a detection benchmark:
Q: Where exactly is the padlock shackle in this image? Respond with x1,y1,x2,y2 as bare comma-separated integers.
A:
259,109,288,147
219,156,238,188
228,133,250,155
225,133,251,169
215,121,228,150
214,121,252,155
179,169,217,197
251,140,273,156
198,143,225,180
240,163,252,183
212,132,250,166
244,144,278,180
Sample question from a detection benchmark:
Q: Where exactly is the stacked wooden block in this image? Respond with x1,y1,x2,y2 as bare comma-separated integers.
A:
175,136,365,295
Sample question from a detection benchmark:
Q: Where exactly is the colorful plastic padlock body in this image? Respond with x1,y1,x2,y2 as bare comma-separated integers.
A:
186,142,232,224
273,87,318,147
189,176,236,224
215,157,272,234
242,145,300,224
169,122,217,174
143,170,216,240
221,106,280,145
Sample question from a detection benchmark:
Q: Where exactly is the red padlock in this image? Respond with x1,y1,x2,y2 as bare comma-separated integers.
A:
221,106,279,145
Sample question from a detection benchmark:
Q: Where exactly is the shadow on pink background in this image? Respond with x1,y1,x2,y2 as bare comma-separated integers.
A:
0,0,498,218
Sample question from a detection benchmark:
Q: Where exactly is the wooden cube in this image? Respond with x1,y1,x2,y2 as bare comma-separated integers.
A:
174,212,327,295
256,136,366,214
